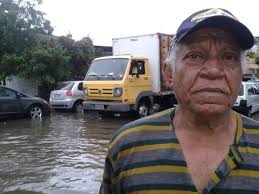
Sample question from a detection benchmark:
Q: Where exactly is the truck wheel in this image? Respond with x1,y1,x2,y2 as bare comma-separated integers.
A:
137,101,150,118
73,101,84,113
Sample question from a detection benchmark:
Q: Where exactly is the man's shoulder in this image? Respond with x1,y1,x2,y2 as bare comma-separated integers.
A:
109,108,173,151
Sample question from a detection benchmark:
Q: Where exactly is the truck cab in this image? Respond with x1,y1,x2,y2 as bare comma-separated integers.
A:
83,55,153,117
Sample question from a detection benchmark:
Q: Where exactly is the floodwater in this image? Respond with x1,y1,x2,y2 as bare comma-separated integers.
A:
1,111,259,194
0,112,134,194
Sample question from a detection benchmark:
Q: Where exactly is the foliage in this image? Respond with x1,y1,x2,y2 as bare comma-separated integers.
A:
255,55,259,65
247,51,256,59
0,52,25,81
17,39,71,99
0,0,53,80
58,36,95,80
70,37,95,79
0,0,95,98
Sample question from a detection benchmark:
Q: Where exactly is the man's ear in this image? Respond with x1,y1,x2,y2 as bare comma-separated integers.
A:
162,63,174,90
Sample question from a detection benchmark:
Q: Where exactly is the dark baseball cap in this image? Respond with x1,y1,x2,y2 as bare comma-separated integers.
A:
175,8,254,50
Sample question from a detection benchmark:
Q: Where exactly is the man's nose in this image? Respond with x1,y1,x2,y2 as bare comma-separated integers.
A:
200,57,224,79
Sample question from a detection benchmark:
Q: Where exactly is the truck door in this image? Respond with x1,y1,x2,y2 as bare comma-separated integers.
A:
125,60,152,103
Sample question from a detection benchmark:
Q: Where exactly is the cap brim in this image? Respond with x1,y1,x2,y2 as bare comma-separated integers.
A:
179,16,254,50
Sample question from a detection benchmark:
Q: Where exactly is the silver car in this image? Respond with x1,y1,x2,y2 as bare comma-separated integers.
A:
49,81,85,113
233,81,259,116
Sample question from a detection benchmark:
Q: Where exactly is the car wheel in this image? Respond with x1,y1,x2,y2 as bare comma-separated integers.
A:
29,105,43,119
137,101,150,118
73,101,84,113
247,107,252,117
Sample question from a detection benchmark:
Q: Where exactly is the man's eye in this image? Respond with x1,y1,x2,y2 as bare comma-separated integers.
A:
189,54,202,59
222,53,239,62
184,52,205,61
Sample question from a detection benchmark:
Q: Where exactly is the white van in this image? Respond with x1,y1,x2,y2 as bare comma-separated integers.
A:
233,81,259,116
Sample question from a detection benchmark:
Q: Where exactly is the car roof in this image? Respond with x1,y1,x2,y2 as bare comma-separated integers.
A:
0,85,28,96
242,81,257,85
0,85,19,91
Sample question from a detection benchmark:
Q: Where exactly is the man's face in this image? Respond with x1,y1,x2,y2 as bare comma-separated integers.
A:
172,28,242,116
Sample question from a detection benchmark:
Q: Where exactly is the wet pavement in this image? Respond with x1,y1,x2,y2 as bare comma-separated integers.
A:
0,112,134,194
1,111,259,194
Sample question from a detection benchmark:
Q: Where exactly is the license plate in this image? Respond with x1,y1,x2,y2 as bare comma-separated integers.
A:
95,104,104,110
53,94,61,99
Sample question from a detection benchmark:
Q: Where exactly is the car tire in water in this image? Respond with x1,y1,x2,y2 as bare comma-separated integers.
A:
29,105,43,119
73,101,84,113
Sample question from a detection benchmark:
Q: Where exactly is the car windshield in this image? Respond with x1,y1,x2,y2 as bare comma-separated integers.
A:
239,84,244,96
85,58,128,81
55,82,74,90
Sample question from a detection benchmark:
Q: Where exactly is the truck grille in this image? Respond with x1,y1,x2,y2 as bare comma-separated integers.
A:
89,88,113,97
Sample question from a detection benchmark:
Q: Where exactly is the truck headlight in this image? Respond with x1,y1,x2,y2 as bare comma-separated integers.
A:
84,88,88,96
114,87,123,97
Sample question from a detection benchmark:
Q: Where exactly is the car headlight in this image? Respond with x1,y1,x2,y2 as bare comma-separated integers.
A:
84,88,88,96
114,87,123,97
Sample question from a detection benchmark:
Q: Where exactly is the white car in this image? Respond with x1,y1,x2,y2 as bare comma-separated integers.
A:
49,81,85,112
233,81,259,116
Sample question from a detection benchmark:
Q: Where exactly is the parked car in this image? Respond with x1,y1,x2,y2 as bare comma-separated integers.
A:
0,85,51,120
233,81,259,116
49,81,85,113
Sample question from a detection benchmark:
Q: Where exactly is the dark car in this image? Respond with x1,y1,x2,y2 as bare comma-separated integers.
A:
0,85,51,120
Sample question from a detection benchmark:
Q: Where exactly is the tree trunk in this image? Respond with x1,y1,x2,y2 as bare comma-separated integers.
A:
38,84,51,101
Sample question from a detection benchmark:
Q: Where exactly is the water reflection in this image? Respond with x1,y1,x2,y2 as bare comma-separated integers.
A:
0,112,133,194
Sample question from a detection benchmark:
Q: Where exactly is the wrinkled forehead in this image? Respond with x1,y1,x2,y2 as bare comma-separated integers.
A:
181,27,241,49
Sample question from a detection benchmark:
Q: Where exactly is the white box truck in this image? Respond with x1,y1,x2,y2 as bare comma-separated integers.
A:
83,33,177,117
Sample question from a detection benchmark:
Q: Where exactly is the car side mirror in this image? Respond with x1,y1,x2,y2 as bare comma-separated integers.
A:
16,92,22,99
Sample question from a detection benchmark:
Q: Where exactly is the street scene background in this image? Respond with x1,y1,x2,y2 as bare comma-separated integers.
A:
0,112,134,194
1,112,259,194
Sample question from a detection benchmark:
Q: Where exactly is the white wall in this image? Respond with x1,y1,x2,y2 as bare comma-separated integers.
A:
5,76,39,96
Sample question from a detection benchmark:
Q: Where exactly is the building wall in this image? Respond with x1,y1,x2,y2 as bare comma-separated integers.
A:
94,45,112,57
5,76,39,96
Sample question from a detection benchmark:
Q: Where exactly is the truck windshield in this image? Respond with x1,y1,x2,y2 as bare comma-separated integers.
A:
85,58,128,81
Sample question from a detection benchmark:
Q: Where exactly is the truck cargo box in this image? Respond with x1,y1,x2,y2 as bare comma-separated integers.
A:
112,33,173,93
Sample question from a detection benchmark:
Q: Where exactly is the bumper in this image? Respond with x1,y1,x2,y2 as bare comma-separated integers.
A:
232,105,248,115
83,100,131,112
49,99,75,109
43,104,51,116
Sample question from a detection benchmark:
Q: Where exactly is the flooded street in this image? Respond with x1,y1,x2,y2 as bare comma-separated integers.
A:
1,111,259,194
0,112,134,194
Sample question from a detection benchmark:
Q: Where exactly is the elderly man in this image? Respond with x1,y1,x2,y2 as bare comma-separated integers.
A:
100,8,259,194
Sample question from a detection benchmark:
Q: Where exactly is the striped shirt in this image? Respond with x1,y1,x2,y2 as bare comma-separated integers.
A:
99,108,259,194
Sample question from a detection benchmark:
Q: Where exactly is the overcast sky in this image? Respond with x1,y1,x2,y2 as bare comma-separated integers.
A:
38,0,259,46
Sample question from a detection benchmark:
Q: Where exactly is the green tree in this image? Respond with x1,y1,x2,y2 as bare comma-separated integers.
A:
58,36,94,80
18,39,71,100
255,55,259,65
0,0,53,83
70,37,95,79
